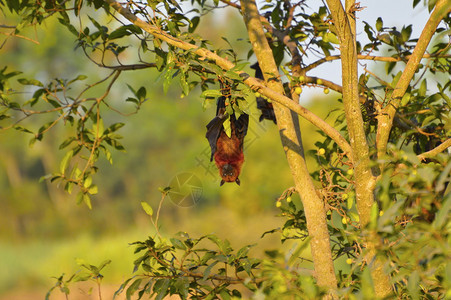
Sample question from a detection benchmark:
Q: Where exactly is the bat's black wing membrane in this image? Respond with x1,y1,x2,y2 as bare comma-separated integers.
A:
250,63,277,124
206,97,228,161
233,113,249,147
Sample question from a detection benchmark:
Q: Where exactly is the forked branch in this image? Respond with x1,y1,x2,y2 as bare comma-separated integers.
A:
376,0,451,159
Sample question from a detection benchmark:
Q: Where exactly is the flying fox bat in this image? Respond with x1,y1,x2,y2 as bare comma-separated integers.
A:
206,97,249,186
250,63,277,124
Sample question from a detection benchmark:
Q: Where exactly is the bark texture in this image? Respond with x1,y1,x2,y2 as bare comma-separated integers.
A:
240,0,338,291
325,0,392,297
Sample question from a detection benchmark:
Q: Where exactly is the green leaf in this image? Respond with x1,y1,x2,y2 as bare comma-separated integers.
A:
369,202,379,229
401,25,412,43
58,17,79,36
59,137,77,149
401,92,411,106
68,75,87,84
17,78,44,87
60,150,74,174
153,279,170,300
125,97,139,105
13,125,33,134
173,277,189,299
74,273,91,282
64,182,74,194
88,185,98,195
83,194,92,209
141,202,153,216
103,147,113,164
378,33,391,45
236,245,251,259
199,251,215,265
76,191,84,205
108,26,132,40
188,16,200,33
158,186,171,194
5,0,20,12
203,261,219,281
287,239,310,266
162,64,176,94
419,79,427,97
126,278,142,299
83,175,92,188
179,75,190,96
170,238,186,250
219,290,231,300
376,17,383,31
324,32,339,44
200,89,223,99
114,276,136,298
136,87,146,101
346,192,354,209
407,270,420,300
92,119,104,136
104,122,125,134
222,117,231,138
29,137,37,147
433,193,450,229
98,259,112,271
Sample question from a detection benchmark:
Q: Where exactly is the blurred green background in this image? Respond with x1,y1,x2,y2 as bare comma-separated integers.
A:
0,8,340,299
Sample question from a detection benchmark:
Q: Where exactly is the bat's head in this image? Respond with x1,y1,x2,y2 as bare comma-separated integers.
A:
219,163,240,186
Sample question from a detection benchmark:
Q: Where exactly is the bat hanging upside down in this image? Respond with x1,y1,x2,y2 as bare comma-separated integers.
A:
206,96,249,186
250,62,277,124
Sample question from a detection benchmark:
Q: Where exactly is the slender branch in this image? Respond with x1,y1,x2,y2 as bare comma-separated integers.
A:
79,71,122,179
150,192,167,237
219,0,241,9
303,75,343,93
75,70,118,102
104,0,352,158
417,138,451,161
0,32,40,44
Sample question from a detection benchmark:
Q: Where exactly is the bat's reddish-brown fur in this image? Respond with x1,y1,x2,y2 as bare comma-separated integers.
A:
206,97,249,186
213,116,245,185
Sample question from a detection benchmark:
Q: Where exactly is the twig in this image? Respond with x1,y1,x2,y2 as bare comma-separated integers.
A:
79,71,122,180
151,191,167,237
0,32,40,44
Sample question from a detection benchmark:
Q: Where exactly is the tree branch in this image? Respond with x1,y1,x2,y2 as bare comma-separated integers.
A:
240,0,338,291
417,138,451,161
103,0,352,158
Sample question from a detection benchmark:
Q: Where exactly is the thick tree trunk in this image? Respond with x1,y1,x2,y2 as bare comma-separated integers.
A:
325,0,392,297
240,0,338,291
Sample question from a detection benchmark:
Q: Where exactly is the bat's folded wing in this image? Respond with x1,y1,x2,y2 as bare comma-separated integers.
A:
206,109,228,161
234,113,249,144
